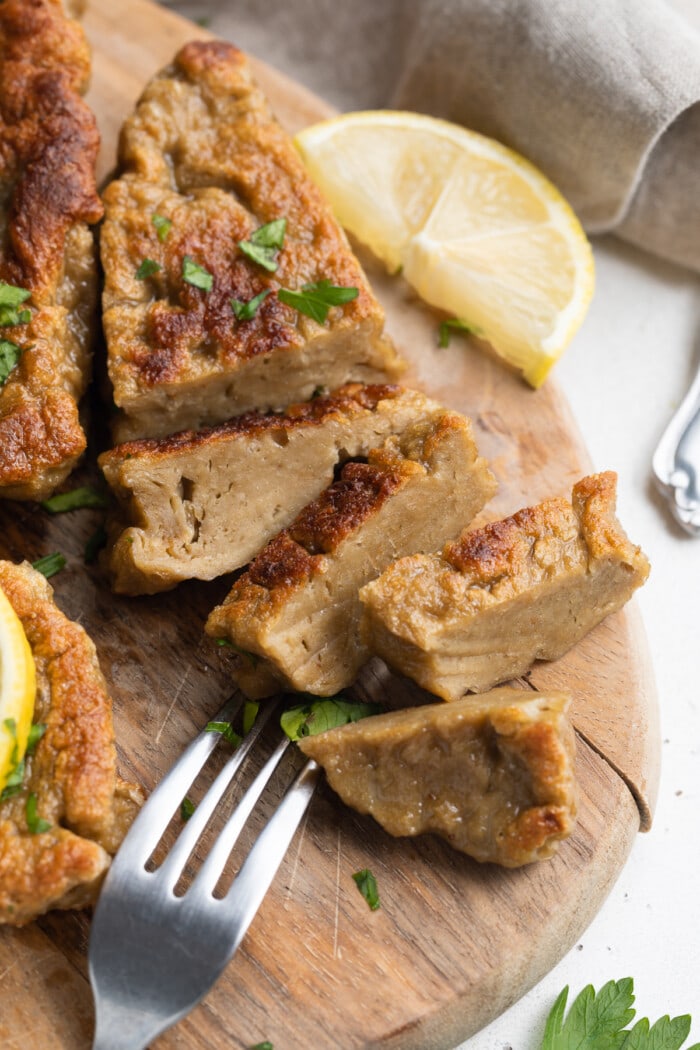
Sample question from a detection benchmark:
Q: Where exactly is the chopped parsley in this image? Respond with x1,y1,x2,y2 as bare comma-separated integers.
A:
135,258,161,280
0,282,31,327
215,637,259,668
152,213,172,242
0,718,24,802
85,524,108,565
249,1043,274,1050
238,219,286,272
180,797,196,821
352,869,380,911
25,792,51,835
281,696,383,741
242,701,259,736
41,485,110,514
205,721,242,748
278,280,358,325
182,255,213,292
26,723,47,755
438,317,483,348
32,552,66,579
231,289,271,321
0,339,22,385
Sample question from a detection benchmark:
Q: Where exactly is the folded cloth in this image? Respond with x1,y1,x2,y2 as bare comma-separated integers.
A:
164,0,700,272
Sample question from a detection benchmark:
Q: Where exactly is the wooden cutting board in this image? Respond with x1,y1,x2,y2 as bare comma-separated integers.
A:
0,1,660,1047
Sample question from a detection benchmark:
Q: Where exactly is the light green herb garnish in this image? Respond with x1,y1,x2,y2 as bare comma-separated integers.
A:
135,258,161,280
352,869,380,911
26,792,51,835
249,1042,274,1050
231,289,271,321
215,638,259,668
0,718,23,802
438,317,483,348
238,219,287,272
540,978,700,1050
41,485,110,514
152,213,172,242
0,282,31,327
278,280,358,325
242,701,260,736
205,721,242,748
85,525,108,565
280,697,382,741
26,723,47,755
32,552,66,579
182,255,213,292
180,797,196,821
0,339,22,385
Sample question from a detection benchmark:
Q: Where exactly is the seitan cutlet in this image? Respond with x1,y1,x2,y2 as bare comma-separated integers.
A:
206,411,496,698
101,40,402,443
0,561,142,926
0,0,103,501
359,472,650,700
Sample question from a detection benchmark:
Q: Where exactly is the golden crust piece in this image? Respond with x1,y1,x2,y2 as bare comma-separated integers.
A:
101,40,402,442
206,411,496,697
360,472,651,700
99,384,448,595
299,687,578,867
0,561,142,926
0,0,103,501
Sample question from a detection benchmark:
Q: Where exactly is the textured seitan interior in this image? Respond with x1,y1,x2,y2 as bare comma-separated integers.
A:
0,0,103,500
298,686,577,867
206,410,496,698
0,561,142,926
101,40,402,442
360,472,650,700
100,384,446,594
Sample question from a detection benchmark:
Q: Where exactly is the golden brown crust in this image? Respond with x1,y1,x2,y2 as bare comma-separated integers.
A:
0,0,103,500
102,40,400,440
0,561,142,925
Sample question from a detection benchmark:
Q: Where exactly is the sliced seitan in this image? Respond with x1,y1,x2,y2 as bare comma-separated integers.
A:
298,686,577,867
206,410,496,698
360,472,650,700
0,561,142,926
99,384,446,595
101,40,402,442
0,0,103,500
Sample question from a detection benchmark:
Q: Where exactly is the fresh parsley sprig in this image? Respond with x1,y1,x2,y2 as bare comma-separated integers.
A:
205,721,242,748
0,282,31,327
0,339,23,385
231,289,271,321
32,552,66,579
182,255,213,292
540,979,700,1050
41,485,110,514
26,792,51,835
281,696,382,741
352,869,380,911
152,213,172,242
278,280,358,324
135,258,161,280
238,219,287,272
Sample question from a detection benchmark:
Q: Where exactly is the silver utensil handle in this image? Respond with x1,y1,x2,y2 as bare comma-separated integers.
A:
652,358,700,536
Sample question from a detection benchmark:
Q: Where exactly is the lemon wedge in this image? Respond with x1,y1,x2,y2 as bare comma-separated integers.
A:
296,111,594,386
0,585,36,795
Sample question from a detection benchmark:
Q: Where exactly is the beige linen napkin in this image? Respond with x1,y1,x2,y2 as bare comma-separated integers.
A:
164,0,700,272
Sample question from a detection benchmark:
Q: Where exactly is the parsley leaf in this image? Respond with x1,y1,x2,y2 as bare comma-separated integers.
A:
540,979,700,1050
135,258,161,280
180,797,196,821
26,793,51,834
0,718,25,802
0,339,22,384
205,721,242,748
281,697,382,741
152,213,172,242
352,869,380,911
438,317,483,348
278,280,358,324
41,485,110,514
249,1042,274,1050
243,700,259,736
238,219,287,272
26,723,47,755
32,552,66,579
0,281,32,327
231,289,271,321
182,255,213,292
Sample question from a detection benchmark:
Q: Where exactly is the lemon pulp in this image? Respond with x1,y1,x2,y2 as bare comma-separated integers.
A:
0,585,36,795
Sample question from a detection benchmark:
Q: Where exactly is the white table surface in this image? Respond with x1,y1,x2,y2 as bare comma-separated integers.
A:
159,3,700,1044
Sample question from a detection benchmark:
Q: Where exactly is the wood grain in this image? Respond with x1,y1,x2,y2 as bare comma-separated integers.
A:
0,0,659,1046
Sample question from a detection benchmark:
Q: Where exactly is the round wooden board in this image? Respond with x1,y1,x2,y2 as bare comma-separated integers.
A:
0,1,659,1048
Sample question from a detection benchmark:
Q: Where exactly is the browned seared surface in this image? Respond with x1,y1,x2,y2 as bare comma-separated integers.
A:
206,411,496,697
0,561,142,926
0,0,103,500
299,687,577,867
102,40,402,442
99,384,444,594
360,472,650,700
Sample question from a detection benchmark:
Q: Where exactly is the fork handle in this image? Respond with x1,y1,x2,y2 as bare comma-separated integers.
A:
652,357,700,535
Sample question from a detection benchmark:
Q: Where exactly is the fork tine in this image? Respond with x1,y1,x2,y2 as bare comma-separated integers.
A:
156,699,278,892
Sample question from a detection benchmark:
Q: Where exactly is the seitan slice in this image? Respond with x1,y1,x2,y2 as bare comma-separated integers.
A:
99,384,446,595
360,472,650,700
0,561,142,926
0,0,103,500
101,40,402,443
206,411,496,698
298,687,577,867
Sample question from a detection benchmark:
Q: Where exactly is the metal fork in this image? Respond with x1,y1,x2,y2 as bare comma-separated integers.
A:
88,695,319,1050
